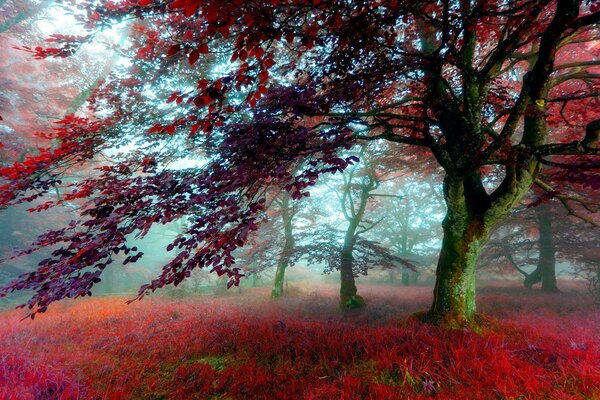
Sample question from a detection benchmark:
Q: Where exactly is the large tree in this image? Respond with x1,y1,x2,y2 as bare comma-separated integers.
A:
0,0,599,326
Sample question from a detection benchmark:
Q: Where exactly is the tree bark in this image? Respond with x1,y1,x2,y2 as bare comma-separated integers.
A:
271,194,294,298
427,175,496,327
536,205,558,292
522,205,558,291
428,215,489,327
338,175,373,309
339,228,364,308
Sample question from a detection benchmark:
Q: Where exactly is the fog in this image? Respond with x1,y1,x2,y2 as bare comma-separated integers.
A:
1,160,597,309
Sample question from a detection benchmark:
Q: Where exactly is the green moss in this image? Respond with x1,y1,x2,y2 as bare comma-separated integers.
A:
340,294,365,309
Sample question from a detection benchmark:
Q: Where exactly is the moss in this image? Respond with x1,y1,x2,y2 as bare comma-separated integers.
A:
340,294,365,309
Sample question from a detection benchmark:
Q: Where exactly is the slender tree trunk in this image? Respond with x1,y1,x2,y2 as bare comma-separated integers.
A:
338,179,372,309
537,205,558,292
339,227,364,308
271,194,294,298
522,205,558,291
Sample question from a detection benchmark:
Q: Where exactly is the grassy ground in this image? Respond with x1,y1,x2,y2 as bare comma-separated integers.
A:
0,282,599,399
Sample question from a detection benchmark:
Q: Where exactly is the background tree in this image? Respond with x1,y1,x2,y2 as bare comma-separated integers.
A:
270,191,298,298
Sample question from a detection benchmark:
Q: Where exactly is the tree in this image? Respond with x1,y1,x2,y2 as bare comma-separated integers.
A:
481,203,559,290
289,223,414,289
270,191,297,298
326,144,412,307
334,149,379,308
0,1,599,326
371,167,445,285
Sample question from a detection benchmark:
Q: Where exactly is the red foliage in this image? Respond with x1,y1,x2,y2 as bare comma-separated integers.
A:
0,284,598,399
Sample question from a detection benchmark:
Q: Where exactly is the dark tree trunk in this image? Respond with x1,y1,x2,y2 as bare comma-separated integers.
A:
537,206,558,292
338,177,372,309
525,205,558,291
339,220,365,308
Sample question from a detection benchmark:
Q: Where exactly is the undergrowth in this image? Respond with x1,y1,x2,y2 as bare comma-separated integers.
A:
0,282,598,399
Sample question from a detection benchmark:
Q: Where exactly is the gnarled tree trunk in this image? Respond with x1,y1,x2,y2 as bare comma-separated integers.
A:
428,176,493,326
427,172,533,327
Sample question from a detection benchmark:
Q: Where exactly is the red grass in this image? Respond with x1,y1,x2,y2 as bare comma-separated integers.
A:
0,282,599,399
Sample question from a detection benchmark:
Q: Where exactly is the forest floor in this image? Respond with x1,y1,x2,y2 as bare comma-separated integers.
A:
0,281,599,400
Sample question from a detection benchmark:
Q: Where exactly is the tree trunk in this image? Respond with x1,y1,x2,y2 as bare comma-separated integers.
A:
523,205,558,291
537,205,558,292
271,194,294,298
339,235,364,308
401,269,410,286
427,176,493,327
337,173,372,309
428,216,489,327
271,248,291,298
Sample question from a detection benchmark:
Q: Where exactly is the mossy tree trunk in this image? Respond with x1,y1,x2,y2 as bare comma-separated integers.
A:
428,176,490,326
271,193,295,298
421,0,582,327
427,170,537,327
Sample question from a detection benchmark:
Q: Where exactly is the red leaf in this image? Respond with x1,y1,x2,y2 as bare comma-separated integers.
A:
166,92,179,103
258,71,269,82
189,123,202,137
253,47,265,59
167,44,181,56
198,43,209,54
264,58,275,68
188,49,200,65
